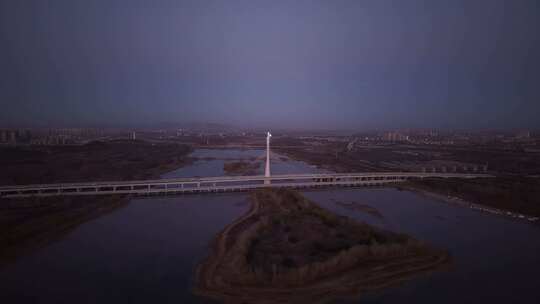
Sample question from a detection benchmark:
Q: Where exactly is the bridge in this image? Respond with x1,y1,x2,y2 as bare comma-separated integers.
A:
0,172,490,198
0,132,492,199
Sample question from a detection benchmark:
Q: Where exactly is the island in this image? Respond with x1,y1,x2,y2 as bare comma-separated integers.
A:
194,188,450,303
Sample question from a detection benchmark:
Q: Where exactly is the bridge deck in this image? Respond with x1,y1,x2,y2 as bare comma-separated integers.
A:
0,172,491,198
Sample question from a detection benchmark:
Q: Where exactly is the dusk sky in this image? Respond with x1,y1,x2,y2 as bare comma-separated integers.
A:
1,0,539,129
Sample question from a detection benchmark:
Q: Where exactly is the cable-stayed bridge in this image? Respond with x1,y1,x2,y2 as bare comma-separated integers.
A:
0,132,492,198
0,173,491,198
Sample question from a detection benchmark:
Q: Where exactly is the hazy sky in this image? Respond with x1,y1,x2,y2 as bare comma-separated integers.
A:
1,0,539,129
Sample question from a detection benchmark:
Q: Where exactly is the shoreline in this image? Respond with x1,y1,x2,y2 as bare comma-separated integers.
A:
397,185,539,224
0,143,195,268
0,195,131,268
273,147,540,225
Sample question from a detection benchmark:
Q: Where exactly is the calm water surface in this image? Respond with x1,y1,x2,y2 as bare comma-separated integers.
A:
161,148,327,178
1,149,539,303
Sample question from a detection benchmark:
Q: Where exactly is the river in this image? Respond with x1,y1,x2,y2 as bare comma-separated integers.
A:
1,149,539,303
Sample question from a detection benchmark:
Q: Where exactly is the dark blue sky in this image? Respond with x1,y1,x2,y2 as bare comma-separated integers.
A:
1,0,539,129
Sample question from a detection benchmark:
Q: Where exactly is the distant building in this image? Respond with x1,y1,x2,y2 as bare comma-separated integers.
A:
384,132,409,142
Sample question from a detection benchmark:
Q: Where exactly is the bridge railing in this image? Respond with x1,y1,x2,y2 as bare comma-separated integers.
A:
0,172,490,190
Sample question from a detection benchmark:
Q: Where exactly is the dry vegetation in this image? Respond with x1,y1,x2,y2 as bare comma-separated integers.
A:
274,137,540,175
403,177,540,217
0,140,192,185
195,188,450,303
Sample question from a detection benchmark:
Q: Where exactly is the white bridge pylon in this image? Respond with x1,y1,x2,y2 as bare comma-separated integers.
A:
265,131,272,184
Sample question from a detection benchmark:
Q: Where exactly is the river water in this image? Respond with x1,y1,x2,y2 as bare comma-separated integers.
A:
1,149,539,303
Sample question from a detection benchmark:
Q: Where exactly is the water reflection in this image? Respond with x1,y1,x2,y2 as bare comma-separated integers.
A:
0,194,248,303
305,189,540,304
